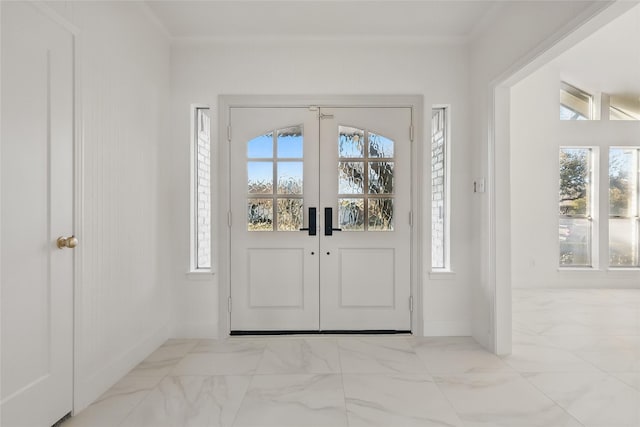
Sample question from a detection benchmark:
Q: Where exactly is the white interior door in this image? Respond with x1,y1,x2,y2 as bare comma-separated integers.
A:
229,105,411,332
1,2,75,426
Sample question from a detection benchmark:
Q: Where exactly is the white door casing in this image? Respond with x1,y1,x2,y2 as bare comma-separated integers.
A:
228,104,413,332
1,2,75,426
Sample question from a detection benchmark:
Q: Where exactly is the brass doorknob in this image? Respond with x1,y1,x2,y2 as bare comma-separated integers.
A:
57,236,78,249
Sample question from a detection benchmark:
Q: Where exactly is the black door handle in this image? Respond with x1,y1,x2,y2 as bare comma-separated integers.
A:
299,207,316,236
324,207,342,236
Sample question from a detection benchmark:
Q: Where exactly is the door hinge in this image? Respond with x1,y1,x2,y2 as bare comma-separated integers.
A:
227,211,232,227
227,125,232,142
410,125,414,142
320,113,334,120
228,296,232,313
409,211,413,227
409,296,414,312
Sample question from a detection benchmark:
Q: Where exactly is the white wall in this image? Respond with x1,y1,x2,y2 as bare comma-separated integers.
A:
47,1,172,411
167,41,474,337
468,1,607,351
511,64,640,289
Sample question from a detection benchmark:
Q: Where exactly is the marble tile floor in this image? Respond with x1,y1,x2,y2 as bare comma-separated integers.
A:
63,289,639,427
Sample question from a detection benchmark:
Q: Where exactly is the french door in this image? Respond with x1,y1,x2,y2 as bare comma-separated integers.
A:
229,106,412,332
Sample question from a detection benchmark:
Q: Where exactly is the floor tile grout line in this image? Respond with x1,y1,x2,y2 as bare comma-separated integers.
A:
114,376,164,427
517,370,587,427
430,373,474,427
228,373,256,427
336,339,351,427
115,339,196,427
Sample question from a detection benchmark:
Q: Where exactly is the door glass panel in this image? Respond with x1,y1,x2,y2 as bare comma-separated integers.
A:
277,198,304,231
248,199,273,231
339,198,365,231
248,162,273,194
337,126,395,232
339,161,365,194
339,126,365,158
277,162,303,194
368,198,394,231
248,132,273,158
246,125,304,232
277,126,303,158
368,132,394,158
368,162,394,194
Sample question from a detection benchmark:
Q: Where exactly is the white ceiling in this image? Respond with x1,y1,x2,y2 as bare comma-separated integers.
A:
555,3,640,97
144,0,503,42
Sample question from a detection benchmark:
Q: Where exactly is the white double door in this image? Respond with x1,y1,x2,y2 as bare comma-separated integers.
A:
1,2,75,426
230,106,412,331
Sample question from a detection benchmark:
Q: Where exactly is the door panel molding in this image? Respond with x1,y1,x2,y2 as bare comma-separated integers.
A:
219,95,423,336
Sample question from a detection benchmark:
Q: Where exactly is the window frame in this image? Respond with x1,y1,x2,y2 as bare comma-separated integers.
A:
431,106,451,272
560,81,594,121
189,105,213,274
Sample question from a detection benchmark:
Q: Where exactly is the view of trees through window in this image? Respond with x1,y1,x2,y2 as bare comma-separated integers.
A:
559,147,640,268
609,148,640,267
559,148,592,266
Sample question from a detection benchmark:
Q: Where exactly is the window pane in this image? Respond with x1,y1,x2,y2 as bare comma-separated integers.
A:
368,198,394,231
432,108,447,269
559,148,590,216
277,126,303,158
277,198,303,231
559,218,591,266
609,218,639,267
338,198,364,231
559,147,592,267
560,82,592,120
368,162,394,194
195,108,211,269
247,199,273,231
609,148,638,217
609,96,640,121
338,126,364,158
609,148,639,267
338,161,364,194
277,161,303,195
248,132,273,158
248,162,273,194
368,132,394,158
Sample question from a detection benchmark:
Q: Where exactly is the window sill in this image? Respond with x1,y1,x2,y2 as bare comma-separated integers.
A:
186,270,215,281
607,268,640,272
428,270,456,280
557,267,601,272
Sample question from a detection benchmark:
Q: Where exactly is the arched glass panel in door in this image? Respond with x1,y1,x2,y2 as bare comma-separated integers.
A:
246,125,304,231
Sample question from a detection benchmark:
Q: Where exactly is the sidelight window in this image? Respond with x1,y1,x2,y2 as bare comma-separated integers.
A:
431,107,449,270
191,107,211,271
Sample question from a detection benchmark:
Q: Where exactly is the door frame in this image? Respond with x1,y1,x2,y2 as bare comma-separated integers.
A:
218,95,424,337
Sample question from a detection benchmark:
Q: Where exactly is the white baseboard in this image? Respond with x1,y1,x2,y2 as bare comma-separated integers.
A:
73,323,170,414
422,320,471,336
172,322,218,339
